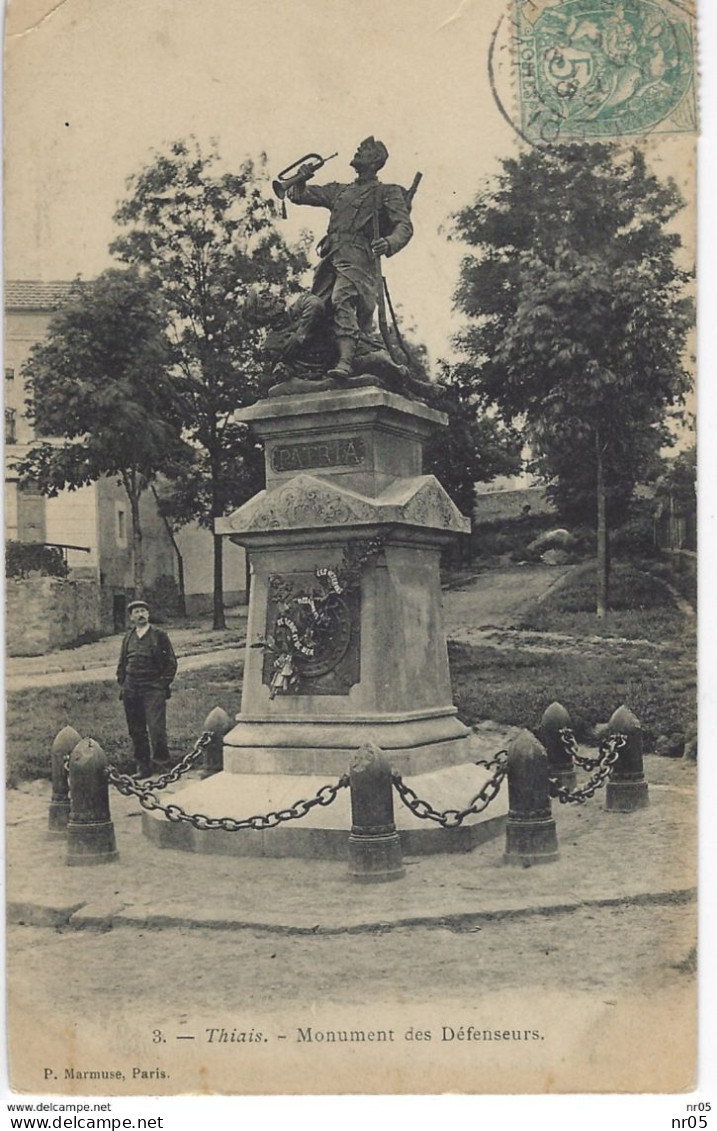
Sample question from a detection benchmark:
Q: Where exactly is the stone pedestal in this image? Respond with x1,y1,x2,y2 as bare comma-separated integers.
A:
144,387,508,856
605,705,650,812
48,725,80,837
347,743,404,883
503,730,559,866
540,702,577,792
66,739,118,866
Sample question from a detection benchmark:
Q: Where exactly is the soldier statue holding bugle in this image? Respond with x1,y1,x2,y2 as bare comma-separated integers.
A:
266,137,430,398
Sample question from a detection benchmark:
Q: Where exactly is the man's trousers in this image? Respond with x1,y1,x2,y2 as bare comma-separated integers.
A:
123,688,170,772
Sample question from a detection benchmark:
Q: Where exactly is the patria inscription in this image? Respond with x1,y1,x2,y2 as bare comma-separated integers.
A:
271,437,367,473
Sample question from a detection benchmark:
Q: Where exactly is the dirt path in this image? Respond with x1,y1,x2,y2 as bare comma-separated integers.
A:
5,612,246,678
449,625,690,656
442,564,573,637
7,901,695,1018
6,566,572,691
4,645,247,692
6,902,696,1094
4,559,699,1096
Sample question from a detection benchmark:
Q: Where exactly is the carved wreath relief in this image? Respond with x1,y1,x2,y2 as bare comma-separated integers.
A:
258,538,384,698
259,566,355,698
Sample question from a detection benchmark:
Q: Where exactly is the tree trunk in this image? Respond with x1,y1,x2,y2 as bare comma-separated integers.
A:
596,435,608,620
209,437,226,630
175,550,187,618
213,530,226,630
128,490,145,598
151,485,187,617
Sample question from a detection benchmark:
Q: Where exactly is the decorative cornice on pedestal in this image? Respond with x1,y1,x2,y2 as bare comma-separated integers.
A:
235,386,448,432
215,473,470,537
393,477,470,533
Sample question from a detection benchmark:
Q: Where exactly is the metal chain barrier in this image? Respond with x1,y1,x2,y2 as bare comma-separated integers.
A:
549,733,627,804
392,753,508,829
107,731,214,795
474,748,508,773
110,762,350,832
558,726,612,772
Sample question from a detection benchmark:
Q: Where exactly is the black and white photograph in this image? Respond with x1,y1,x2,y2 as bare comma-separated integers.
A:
2,0,711,1107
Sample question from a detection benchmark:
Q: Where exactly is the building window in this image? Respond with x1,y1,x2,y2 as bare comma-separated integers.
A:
5,367,15,381
116,504,128,547
5,408,17,444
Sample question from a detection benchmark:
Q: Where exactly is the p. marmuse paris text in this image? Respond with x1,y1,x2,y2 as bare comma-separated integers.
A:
50,1068,168,1081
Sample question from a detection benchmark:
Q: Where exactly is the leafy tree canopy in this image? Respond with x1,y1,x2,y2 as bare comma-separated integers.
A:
424,362,523,519
452,144,693,508
452,143,693,612
110,139,309,505
15,267,191,594
110,138,311,624
654,443,696,511
379,315,523,516
17,267,188,496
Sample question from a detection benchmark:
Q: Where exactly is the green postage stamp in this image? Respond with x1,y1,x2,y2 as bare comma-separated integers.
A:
513,0,697,142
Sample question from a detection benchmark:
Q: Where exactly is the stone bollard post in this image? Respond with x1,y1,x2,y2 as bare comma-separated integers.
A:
66,739,119,866
200,707,233,778
504,729,559,866
347,743,404,883
605,705,649,812
540,702,577,791
48,725,81,836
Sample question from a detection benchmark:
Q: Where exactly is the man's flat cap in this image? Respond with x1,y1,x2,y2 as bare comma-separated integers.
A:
127,599,150,613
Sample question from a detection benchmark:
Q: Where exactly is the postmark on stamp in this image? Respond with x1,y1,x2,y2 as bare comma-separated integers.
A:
512,0,697,143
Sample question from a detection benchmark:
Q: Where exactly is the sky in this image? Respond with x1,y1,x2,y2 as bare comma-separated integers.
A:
1,0,715,1114
3,0,697,365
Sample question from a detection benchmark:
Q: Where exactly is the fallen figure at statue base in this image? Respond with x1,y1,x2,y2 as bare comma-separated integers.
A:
266,362,439,403
245,290,440,403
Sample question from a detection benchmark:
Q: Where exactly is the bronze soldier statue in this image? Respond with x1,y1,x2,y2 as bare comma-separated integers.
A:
287,137,414,381
244,288,416,395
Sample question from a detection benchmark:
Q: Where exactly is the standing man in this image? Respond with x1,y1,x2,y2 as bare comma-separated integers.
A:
117,599,178,778
288,136,414,380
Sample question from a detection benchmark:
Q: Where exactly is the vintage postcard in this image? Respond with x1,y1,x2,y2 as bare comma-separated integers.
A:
3,0,705,1104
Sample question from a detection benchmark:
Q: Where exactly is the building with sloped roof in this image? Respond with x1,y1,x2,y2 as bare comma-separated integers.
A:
5,280,84,311
5,280,246,643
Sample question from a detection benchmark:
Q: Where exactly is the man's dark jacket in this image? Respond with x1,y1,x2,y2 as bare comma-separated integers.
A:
116,626,178,694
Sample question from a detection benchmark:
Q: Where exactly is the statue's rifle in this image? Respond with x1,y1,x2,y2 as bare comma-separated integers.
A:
373,173,423,367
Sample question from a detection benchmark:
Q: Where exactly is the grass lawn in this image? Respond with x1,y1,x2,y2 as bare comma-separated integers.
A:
5,562,694,785
5,664,241,787
6,619,695,784
515,560,690,641
479,559,695,741
449,637,694,745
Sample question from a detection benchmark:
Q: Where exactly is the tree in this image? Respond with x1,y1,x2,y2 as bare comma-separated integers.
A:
424,361,522,520
452,143,693,616
376,315,523,517
110,139,309,628
655,443,697,510
15,269,189,596
653,443,697,552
